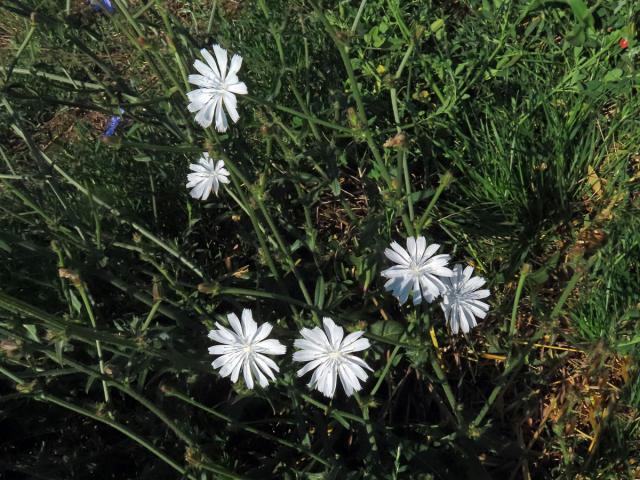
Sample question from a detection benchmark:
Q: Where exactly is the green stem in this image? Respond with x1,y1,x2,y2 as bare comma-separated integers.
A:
289,81,321,140
206,0,218,33
355,393,378,452
350,0,368,33
205,130,312,306
158,5,190,91
430,355,462,424
299,393,366,426
244,94,354,134
311,3,414,236
223,170,283,283
370,344,402,396
550,255,597,320
0,290,138,350
0,365,25,385
20,339,235,477
469,347,531,430
401,150,414,221
40,393,197,479
75,282,110,403
1,96,204,279
509,264,529,336
416,171,454,233
271,136,321,260
394,41,414,80
141,300,162,331
0,293,207,374
0,66,104,90
3,23,36,85
389,42,415,224
165,388,330,467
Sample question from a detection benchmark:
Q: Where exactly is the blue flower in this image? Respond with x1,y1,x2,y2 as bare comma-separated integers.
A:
102,108,124,137
89,0,115,14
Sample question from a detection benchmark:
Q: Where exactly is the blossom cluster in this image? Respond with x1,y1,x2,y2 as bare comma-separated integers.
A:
208,312,370,398
176,45,492,398
381,237,490,334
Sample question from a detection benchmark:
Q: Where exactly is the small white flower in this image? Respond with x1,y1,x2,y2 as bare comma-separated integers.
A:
187,44,248,132
186,153,230,200
293,317,372,398
381,236,453,305
208,309,286,389
441,264,490,334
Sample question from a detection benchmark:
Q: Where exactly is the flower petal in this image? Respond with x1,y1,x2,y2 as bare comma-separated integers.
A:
200,48,220,80
227,53,243,78
296,357,324,377
243,358,254,389
254,339,286,355
226,312,243,337
227,81,248,95
208,344,237,356
194,58,216,78
406,236,418,260
214,96,229,132
194,99,216,128
241,309,257,338
322,317,343,349
212,44,228,80
252,322,273,343
222,91,240,123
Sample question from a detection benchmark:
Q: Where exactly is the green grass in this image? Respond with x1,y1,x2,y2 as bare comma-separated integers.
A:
1,0,639,478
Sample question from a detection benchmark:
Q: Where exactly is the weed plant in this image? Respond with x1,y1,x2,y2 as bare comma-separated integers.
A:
0,0,639,478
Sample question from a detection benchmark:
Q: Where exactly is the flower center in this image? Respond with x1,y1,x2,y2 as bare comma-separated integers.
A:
409,261,423,277
242,344,253,355
327,350,343,362
210,78,228,93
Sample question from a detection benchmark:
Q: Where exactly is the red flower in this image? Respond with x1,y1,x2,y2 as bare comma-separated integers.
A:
619,38,629,49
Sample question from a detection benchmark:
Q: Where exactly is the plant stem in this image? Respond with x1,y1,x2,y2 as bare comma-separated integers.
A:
350,0,368,33
165,388,331,467
390,41,416,223
3,22,36,85
416,171,454,233
299,393,366,425
429,354,462,424
75,282,110,403
509,263,529,336
370,344,402,396
141,300,162,331
0,365,25,385
355,393,378,452
204,129,313,307
245,94,354,134
41,393,198,479
1,96,204,279
311,3,415,236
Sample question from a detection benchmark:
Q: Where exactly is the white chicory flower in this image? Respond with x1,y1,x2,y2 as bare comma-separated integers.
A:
186,153,230,200
208,309,286,389
293,317,372,398
187,44,248,132
441,264,490,334
381,237,453,305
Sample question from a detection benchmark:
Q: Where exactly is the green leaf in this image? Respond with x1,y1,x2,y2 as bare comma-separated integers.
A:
0,239,11,253
23,324,40,343
430,19,444,34
314,276,325,309
566,0,594,28
69,290,83,315
54,339,65,366
370,320,404,341
566,25,586,46
603,68,623,82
